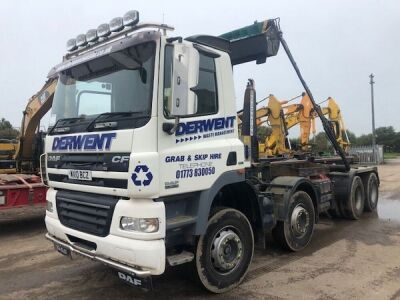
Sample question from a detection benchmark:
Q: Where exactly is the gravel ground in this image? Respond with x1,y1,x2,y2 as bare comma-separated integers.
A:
1,159,400,300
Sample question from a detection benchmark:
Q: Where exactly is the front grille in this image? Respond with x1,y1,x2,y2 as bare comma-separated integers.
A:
48,174,127,189
47,153,130,172
56,190,118,237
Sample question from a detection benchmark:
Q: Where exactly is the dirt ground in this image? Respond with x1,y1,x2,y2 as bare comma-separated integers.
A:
1,159,400,300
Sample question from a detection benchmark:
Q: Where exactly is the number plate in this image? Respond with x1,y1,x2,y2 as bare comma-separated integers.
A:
54,243,71,258
68,169,92,181
117,271,153,290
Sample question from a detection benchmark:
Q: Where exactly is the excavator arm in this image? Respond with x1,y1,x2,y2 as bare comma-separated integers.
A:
14,78,57,171
320,97,350,152
283,93,315,151
262,95,290,156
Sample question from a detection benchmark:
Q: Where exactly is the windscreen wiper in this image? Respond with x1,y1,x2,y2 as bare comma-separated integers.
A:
86,111,148,131
48,117,86,135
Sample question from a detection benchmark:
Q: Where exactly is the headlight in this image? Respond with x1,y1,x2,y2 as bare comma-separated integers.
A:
86,29,98,43
120,217,159,233
46,200,53,212
97,23,111,37
123,10,139,27
76,34,88,47
109,17,124,32
66,38,77,51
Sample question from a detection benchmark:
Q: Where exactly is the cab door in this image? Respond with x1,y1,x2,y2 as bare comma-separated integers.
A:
157,43,237,197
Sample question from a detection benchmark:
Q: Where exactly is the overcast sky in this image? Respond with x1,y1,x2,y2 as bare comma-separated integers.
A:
0,0,399,136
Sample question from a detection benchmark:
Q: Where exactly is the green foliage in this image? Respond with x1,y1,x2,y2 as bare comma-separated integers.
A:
346,130,357,144
384,152,400,159
375,126,400,152
0,118,19,140
257,126,272,142
311,126,400,153
313,132,334,154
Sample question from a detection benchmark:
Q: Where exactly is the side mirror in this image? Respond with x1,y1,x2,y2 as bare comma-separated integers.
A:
169,44,199,117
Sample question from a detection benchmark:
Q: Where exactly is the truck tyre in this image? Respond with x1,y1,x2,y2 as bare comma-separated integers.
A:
364,173,379,212
195,208,254,293
272,191,315,252
344,176,365,220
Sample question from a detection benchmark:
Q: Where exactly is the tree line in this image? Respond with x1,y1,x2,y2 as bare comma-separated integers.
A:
311,126,400,153
0,118,19,140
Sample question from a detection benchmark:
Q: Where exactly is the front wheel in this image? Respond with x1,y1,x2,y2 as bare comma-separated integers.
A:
195,208,254,293
272,191,315,251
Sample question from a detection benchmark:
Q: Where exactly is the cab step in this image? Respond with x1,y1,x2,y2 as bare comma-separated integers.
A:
166,215,197,230
167,251,194,266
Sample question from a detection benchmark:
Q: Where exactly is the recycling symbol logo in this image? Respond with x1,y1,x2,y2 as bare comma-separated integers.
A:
131,165,153,187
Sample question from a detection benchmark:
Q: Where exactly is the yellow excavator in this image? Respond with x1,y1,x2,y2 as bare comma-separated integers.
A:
255,95,290,157
255,93,312,157
0,78,56,210
283,93,315,152
320,97,350,152
284,95,350,153
0,78,57,174
0,139,17,173
251,93,350,157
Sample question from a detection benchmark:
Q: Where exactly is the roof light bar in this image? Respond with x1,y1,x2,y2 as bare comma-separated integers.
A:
65,10,175,53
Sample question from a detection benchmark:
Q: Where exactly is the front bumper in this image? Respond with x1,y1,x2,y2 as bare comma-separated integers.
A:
46,233,154,276
45,215,166,276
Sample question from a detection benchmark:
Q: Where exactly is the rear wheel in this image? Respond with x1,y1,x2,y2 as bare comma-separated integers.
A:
364,173,379,212
195,208,254,293
272,191,315,251
344,176,365,220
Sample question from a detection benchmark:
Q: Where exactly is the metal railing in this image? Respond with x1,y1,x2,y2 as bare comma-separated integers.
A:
348,145,384,164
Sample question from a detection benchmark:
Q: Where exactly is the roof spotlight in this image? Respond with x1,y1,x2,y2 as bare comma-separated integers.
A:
123,10,139,26
76,34,88,47
110,17,124,32
97,23,111,37
86,29,98,43
66,38,77,51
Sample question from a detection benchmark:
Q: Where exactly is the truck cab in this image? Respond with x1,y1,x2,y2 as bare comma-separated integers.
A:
44,13,251,284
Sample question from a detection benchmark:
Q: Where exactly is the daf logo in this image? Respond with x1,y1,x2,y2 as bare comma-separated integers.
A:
48,155,61,161
117,272,142,286
111,155,130,163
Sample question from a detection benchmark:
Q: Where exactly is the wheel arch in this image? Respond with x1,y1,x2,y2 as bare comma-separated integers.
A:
267,176,319,223
195,171,247,235
195,171,268,238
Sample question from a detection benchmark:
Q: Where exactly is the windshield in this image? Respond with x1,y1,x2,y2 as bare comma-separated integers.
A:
50,41,156,132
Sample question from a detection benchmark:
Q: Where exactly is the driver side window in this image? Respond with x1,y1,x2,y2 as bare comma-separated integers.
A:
163,46,218,117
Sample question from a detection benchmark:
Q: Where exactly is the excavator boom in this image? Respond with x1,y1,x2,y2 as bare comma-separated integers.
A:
14,78,57,171
320,97,350,152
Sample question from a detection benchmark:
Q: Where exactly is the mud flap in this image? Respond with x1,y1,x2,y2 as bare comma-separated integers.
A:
117,271,153,291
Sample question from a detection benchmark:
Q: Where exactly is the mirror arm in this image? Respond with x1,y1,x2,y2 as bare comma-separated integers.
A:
162,116,180,135
166,36,183,43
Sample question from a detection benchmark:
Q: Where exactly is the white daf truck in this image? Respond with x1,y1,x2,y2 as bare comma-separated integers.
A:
43,11,379,293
